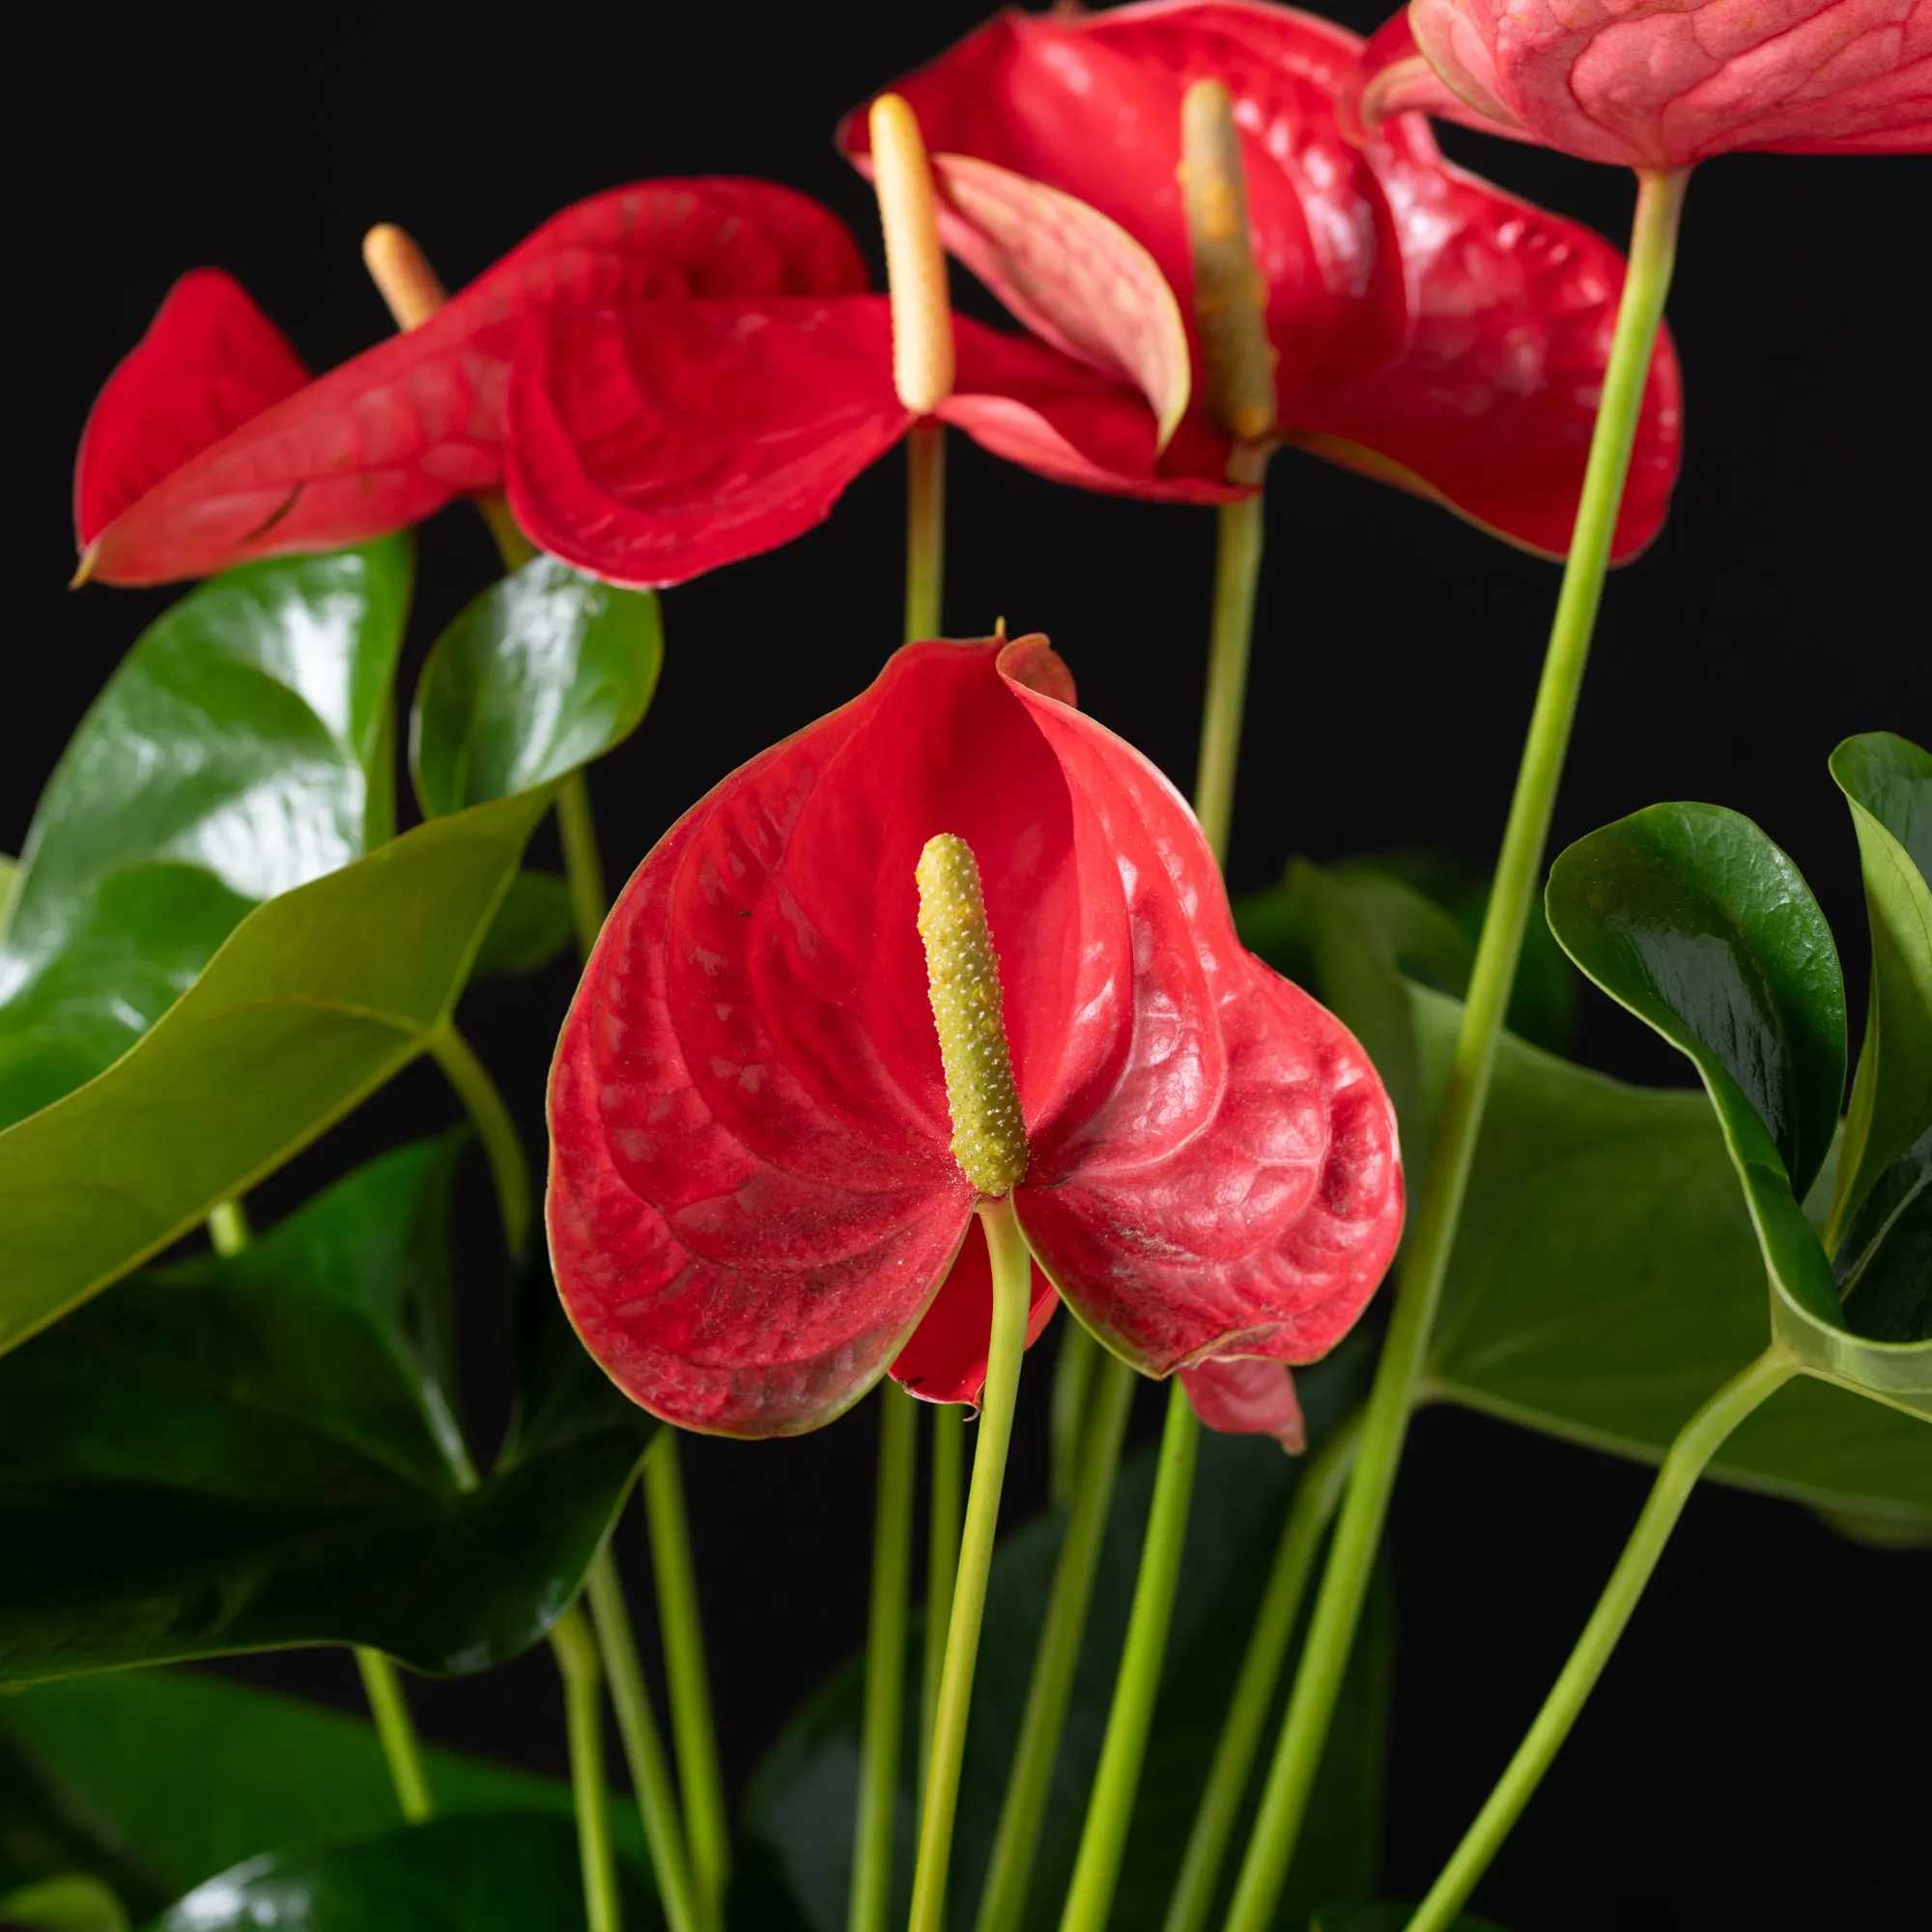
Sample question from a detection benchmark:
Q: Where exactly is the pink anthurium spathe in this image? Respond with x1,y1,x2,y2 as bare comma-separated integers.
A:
72,178,1229,591
1351,1,1931,170
546,636,1404,1439
838,0,1689,560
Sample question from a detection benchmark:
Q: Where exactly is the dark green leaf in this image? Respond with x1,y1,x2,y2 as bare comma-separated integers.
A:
1835,1123,1932,1342
0,1875,129,1931
1312,1906,1508,1932
0,1138,654,1680
743,1365,1382,1932
469,871,576,980
1827,734,1932,1250
0,785,549,1354
412,556,663,817
0,1669,648,1917
1544,804,1845,1324
1417,984,1932,1525
0,545,412,1132
149,1812,657,1932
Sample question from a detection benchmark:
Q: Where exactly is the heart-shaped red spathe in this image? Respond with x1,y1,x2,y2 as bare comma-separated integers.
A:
1355,1,1932,171
838,0,1687,560
546,636,1404,1437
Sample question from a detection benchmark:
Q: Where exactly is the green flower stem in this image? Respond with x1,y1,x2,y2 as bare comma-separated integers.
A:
1160,1416,1361,1932
976,1350,1137,1932
1220,165,1690,1932
852,1386,919,1932
1192,486,1265,867
1048,1321,1100,1510
208,1196,438,1827
1405,1346,1795,1932
428,1025,532,1262
1055,1381,1198,1932
355,1649,437,1825
908,1192,1032,1932
557,771,609,965
922,1401,965,1787
586,1544,708,1932
551,1603,624,1932
905,422,947,640
644,1434,731,1918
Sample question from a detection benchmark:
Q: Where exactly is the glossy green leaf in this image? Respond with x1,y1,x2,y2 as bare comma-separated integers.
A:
1417,984,1932,1527
469,870,576,980
150,1812,656,1932
1544,804,1845,1326
0,1876,130,1932
0,544,412,1132
1835,1122,1931,1343
0,1137,655,1680
412,555,663,817
0,1670,647,1918
1827,733,1932,1251
0,784,549,1355
0,855,17,938
1312,1907,1507,1932
742,1364,1382,1932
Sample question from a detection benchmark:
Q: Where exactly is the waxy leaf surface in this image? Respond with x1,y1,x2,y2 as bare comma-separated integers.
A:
0,542,412,1131
150,1813,657,1932
469,869,577,980
0,1138,656,1680
412,554,663,816
0,1670,648,1917
742,1371,1380,1931
1827,733,1932,1254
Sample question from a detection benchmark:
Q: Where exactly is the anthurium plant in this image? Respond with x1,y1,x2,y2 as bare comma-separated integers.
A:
3,4,1926,1930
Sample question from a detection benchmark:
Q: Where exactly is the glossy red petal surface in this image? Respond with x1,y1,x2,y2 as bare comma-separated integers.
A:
548,639,1132,1435
1296,141,1685,560
505,298,910,588
890,1214,1061,1406
1006,680,1404,1376
74,270,311,552
81,180,868,586
1180,1357,1307,1452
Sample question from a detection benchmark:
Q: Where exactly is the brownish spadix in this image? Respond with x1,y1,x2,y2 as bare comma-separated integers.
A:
917,835,1027,1195
869,94,956,415
362,223,449,332
1179,79,1277,449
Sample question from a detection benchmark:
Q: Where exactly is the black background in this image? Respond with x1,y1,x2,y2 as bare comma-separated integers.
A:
9,4,1928,1927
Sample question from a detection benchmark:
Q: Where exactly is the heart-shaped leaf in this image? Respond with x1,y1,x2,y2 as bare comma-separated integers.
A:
742,1366,1380,1932
412,555,663,817
1417,983,1932,1521
149,1812,658,1932
929,155,1192,453
1826,733,1932,1252
0,1669,651,1917
1544,804,1845,1325
0,1136,654,1680
470,870,577,980
0,542,412,1132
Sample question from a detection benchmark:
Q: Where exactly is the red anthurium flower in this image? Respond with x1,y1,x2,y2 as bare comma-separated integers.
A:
73,179,1227,591
838,0,1687,560
546,635,1403,1439
1350,2,1931,170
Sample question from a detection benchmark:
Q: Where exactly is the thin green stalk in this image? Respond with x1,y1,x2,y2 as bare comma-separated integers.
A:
429,1025,532,1261
1405,1347,1795,1932
355,1650,437,1825
907,1194,1032,1932
1056,1382,1198,1932
208,1196,438,1825
585,1545,707,1932
558,770,608,964
1192,488,1265,867
644,1435,731,1918
1161,1417,1360,1932
552,1603,624,1932
976,1351,1136,1932
1219,167,1691,1932
1048,1321,1100,1510
852,1387,919,1932
904,422,947,640
922,1401,965,1787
